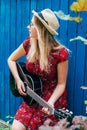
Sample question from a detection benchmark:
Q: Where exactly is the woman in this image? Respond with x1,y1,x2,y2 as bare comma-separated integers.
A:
8,9,69,130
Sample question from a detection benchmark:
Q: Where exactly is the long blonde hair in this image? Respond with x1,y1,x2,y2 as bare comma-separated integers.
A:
27,16,59,70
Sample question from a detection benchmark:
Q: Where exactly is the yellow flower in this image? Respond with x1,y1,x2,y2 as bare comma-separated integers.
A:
69,16,82,22
70,0,87,12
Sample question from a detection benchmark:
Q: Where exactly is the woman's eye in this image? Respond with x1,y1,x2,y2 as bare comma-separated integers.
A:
30,22,34,27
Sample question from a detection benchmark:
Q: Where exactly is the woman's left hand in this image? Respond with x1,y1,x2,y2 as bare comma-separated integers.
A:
42,101,54,115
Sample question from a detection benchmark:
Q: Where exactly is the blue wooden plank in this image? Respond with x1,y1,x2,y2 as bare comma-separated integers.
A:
30,0,37,20
21,0,31,41
74,43,85,115
4,0,11,118
51,0,60,10
10,0,16,52
9,0,17,116
83,46,87,116
81,11,87,116
59,0,69,46
15,97,23,113
36,0,44,11
16,0,22,47
0,74,5,119
44,0,51,9
67,23,77,114
0,0,6,119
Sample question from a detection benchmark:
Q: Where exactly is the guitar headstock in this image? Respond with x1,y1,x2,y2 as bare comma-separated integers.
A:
54,108,73,125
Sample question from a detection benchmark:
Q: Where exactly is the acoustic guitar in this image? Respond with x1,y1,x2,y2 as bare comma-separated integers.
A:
10,62,73,124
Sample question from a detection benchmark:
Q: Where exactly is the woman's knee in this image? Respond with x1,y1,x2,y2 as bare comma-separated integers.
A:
11,119,26,130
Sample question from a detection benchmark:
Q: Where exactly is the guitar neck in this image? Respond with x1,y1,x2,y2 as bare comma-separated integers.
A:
26,86,73,122
26,86,54,114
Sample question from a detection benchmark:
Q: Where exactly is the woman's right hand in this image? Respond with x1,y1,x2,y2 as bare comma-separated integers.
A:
16,79,27,96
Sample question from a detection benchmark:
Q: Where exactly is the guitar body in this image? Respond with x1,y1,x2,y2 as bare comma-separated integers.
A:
10,62,42,105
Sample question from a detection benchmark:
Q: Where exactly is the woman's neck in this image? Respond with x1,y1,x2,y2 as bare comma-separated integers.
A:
30,38,38,43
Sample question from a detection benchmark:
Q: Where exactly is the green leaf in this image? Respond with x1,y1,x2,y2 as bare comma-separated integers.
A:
54,10,70,20
84,100,87,105
6,116,13,119
70,36,87,45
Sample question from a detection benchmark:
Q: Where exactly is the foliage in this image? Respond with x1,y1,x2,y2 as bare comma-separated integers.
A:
70,36,87,44
0,116,13,130
0,128,11,130
54,0,87,45
70,0,87,12
54,10,82,22
39,116,87,130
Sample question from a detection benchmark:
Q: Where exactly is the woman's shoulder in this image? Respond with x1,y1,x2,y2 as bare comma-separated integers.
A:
51,45,69,62
22,37,30,46
52,44,68,53
22,37,30,54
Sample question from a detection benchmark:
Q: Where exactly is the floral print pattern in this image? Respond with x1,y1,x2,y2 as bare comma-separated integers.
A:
15,37,69,130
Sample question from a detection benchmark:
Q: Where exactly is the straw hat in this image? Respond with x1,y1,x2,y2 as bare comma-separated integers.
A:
32,9,59,35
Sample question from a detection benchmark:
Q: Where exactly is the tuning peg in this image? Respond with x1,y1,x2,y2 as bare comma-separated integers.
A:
69,111,73,115
66,109,69,112
62,107,66,110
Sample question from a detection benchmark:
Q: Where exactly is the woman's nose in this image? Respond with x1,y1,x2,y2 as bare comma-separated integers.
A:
27,25,30,30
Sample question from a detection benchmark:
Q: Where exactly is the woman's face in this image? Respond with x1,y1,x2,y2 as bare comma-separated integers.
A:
27,17,38,39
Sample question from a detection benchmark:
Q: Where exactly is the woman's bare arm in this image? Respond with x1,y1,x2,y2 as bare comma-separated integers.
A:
7,44,26,95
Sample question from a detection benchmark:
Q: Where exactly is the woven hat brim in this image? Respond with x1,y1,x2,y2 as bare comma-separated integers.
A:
32,10,58,35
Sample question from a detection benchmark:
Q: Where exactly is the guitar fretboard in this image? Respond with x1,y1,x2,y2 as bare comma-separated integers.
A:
26,86,54,114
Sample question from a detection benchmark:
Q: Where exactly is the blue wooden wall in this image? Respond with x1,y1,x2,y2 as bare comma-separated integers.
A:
0,0,87,120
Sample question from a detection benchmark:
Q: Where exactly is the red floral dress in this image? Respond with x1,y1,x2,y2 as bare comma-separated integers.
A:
14,37,69,130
